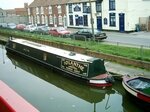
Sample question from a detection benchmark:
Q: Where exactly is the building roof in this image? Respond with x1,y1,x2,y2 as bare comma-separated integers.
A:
67,0,96,4
15,8,26,12
29,0,96,7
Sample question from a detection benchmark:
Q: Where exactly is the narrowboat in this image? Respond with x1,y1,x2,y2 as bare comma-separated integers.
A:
5,38,114,87
122,75,150,109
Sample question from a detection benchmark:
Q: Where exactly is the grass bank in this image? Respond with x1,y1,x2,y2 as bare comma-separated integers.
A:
0,28,150,62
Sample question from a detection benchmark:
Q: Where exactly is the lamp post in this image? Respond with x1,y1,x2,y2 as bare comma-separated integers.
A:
89,0,95,40
0,12,4,23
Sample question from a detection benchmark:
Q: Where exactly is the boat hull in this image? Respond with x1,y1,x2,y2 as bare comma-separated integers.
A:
122,76,150,110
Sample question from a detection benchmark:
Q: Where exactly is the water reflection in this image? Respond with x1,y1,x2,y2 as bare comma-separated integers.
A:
0,44,144,112
7,53,116,111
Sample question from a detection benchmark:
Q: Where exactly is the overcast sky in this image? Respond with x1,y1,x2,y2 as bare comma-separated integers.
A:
0,0,34,9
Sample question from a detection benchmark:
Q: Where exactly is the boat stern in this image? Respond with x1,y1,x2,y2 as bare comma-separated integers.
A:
89,73,114,87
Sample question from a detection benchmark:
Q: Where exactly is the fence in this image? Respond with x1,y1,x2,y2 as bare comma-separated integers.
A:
139,17,150,31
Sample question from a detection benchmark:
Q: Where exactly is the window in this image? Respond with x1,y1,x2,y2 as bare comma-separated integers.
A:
68,4,72,13
58,5,62,14
49,15,53,24
104,18,108,25
109,0,115,10
43,53,47,61
31,16,33,24
83,3,90,13
13,43,16,49
49,6,52,14
42,15,45,24
96,2,101,12
83,3,87,13
37,15,40,24
58,15,62,25
83,15,88,26
109,13,116,26
45,16,48,25
75,15,79,26
74,5,81,12
69,15,73,25
41,7,44,14
36,7,39,14
34,16,37,24
79,16,83,25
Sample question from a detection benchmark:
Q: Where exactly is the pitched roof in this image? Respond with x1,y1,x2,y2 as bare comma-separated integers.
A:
50,0,69,5
29,0,49,7
29,0,69,7
67,0,96,3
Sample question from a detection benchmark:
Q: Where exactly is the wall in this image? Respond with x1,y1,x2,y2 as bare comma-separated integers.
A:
126,0,150,31
0,16,28,24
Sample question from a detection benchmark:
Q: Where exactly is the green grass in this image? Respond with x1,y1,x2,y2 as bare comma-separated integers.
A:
0,28,150,62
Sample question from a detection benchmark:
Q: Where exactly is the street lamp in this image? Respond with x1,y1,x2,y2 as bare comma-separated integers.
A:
0,12,3,23
89,0,95,40
89,0,103,41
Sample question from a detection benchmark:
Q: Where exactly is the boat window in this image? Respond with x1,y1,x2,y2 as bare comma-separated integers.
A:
13,43,16,49
43,53,47,61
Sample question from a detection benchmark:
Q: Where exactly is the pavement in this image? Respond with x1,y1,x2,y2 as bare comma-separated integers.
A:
105,31,150,39
105,61,150,79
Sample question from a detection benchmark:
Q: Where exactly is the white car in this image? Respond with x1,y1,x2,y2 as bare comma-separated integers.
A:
24,25,37,32
7,23,16,29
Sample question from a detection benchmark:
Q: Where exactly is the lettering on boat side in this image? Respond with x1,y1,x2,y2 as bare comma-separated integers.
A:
61,58,88,76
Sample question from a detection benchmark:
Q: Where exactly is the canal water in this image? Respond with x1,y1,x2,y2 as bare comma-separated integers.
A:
0,44,144,112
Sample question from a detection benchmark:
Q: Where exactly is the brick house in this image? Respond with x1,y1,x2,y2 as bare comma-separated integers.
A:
28,0,68,27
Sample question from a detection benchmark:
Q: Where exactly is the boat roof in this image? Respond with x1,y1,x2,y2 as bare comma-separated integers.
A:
11,38,99,63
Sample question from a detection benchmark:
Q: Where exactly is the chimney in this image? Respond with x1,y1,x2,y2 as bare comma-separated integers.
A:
24,3,28,8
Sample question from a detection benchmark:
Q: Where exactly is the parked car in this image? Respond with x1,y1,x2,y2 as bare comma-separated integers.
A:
7,23,16,29
16,24,26,30
24,25,37,32
0,23,7,28
34,26,50,35
70,29,107,41
49,27,71,37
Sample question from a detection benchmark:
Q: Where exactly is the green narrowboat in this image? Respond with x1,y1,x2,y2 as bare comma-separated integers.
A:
5,38,114,87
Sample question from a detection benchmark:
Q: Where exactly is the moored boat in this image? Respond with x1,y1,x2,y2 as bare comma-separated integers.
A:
122,75,150,109
5,38,114,87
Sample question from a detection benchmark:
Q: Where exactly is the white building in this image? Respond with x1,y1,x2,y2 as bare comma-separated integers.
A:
66,0,150,32
102,0,150,32
66,0,102,30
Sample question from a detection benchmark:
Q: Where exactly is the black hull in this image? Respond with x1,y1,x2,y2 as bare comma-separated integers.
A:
6,47,89,83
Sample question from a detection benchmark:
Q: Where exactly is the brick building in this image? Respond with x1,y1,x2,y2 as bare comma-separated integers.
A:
28,0,68,27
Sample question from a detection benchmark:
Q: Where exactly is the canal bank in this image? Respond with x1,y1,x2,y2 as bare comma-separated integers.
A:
0,36,149,80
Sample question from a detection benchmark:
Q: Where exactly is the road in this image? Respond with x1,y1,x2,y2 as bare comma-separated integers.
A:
68,28,150,47
104,31,150,47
